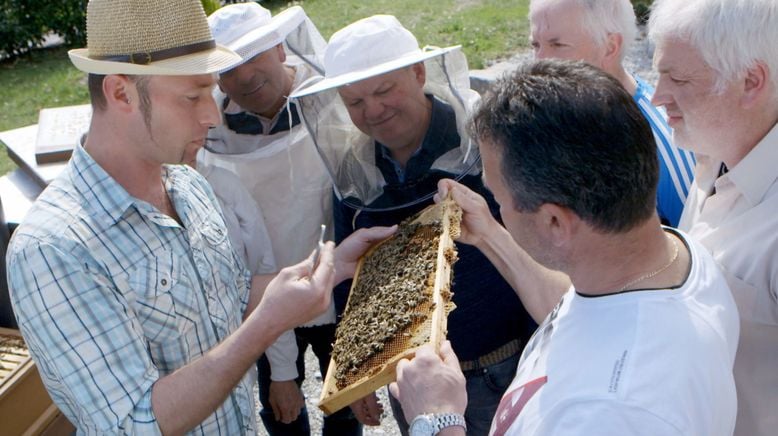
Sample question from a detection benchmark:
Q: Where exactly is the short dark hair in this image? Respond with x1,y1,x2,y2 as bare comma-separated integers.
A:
88,74,108,111
87,74,151,122
471,59,658,233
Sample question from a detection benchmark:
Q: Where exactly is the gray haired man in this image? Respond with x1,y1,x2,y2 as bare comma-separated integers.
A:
650,1,778,434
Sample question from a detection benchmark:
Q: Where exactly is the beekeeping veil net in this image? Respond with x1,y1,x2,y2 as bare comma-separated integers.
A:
207,3,325,79
290,15,481,212
198,3,337,277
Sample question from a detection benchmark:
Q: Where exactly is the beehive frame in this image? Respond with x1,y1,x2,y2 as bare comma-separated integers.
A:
318,199,461,414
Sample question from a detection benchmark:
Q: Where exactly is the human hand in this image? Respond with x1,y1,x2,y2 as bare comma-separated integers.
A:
435,179,500,248
334,225,397,284
349,392,384,426
253,242,336,335
389,341,467,423
268,380,305,424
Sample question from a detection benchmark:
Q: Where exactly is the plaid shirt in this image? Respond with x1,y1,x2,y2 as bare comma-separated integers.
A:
7,144,256,435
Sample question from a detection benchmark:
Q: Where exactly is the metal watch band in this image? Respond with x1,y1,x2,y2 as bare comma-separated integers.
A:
433,413,466,433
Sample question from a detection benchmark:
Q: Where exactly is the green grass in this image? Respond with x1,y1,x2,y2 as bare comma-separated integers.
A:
0,46,90,175
0,46,89,130
0,0,529,176
275,0,529,69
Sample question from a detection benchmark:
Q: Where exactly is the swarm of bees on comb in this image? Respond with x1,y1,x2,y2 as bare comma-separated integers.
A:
319,198,461,414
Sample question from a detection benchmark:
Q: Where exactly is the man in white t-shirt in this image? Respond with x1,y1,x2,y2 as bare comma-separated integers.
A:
387,59,739,436
648,1,778,434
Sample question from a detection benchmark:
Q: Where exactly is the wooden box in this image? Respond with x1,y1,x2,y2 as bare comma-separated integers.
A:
0,327,74,435
34,104,91,164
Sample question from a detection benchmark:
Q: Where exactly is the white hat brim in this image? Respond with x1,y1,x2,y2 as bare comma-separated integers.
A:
68,44,241,75
291,45,460,98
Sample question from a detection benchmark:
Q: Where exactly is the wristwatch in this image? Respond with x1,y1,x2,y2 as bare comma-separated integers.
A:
409,413,466,436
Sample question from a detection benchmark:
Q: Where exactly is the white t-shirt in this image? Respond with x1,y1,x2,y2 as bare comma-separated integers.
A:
679,123,778,436
490,230,739,436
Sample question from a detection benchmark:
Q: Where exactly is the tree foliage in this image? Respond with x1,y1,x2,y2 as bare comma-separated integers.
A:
0,0,87,60
631,0,653,25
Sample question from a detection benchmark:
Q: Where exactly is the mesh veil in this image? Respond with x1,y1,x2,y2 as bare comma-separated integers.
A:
292,47,481,212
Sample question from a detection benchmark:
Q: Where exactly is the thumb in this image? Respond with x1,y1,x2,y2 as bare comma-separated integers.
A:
310,242,336,287
439,340,462,371
388,381,401,403
435,178,453,203
283,241,333,278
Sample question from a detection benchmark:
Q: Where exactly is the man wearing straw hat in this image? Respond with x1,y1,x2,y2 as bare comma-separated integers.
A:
202,3,362,434
292,15,537,436
5,0,393,434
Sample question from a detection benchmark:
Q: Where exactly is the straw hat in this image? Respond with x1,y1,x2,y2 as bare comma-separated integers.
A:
291,15,459,98
208,3,307,70
68,0,241,75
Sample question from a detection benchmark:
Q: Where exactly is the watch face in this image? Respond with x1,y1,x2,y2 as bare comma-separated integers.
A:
410,415,435,436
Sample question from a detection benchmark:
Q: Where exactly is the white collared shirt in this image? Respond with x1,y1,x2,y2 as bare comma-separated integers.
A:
679,122,778,436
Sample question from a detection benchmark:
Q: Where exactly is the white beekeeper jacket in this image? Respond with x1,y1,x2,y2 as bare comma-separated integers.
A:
198,59,336,382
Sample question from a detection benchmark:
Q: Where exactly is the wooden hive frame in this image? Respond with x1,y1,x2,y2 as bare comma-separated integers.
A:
318,198,461,415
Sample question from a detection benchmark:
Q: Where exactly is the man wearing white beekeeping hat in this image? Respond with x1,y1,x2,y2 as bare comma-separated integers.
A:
5,0,393,434
202,3,362,435
292,15,538,436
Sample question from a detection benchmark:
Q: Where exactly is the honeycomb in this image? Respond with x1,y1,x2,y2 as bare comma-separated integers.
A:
0,333,29,385
319,199,461,414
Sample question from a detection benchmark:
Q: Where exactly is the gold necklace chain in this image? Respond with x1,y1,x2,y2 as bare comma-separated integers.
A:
619,235,679,292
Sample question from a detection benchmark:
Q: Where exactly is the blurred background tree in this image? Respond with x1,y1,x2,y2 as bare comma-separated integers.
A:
0,0,86,60
631,0,654,24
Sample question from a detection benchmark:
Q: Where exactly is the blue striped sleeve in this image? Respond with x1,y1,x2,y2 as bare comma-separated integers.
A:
8,238,163,434
633,78,696,226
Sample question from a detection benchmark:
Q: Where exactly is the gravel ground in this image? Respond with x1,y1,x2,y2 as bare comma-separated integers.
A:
256,25,658,436
254,350,400,436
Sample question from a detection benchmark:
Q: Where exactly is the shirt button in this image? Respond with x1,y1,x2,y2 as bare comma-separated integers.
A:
161,278,168,286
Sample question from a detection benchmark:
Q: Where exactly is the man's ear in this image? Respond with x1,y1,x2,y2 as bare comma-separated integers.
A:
602,32,623,67
411,62,426,87
537,203,578,248
741,61,769,109
103,74,134,112
275,43,287,63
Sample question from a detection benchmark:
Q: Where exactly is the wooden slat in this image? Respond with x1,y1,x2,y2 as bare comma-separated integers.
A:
2,354,29,364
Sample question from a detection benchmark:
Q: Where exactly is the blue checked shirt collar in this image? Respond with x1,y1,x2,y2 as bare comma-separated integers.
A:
69,142,136,224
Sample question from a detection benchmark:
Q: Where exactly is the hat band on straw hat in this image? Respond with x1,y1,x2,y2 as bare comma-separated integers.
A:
90,40,216,65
